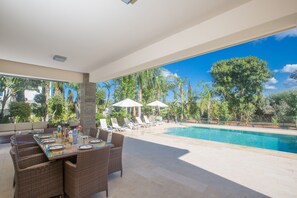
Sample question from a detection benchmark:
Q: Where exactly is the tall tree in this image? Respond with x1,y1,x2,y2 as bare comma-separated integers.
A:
134,69,154,103
0,76,39,120
210,56,272,121
67,82,80,102
267,89,297,123
53,82,65,95
32,93,47,121
67,89,74,103
153,68,169,101
102,81,112,108
15,78,41,102
174,76,187,120
114,75,137,102
113,79,118,101
186,81,199,119
67,82,80,119
9,101,31,122
197,82,213,121
47,94,65,125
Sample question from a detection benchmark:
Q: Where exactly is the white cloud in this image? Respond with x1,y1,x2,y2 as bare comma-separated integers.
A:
264,77,278,90
284,78,297,87
267,77,278,84
161,70,171,78
275,29,297,40
264,85,277,90
281,64,297,73
273,69,279,73
252,37,268,44
161,69,179,78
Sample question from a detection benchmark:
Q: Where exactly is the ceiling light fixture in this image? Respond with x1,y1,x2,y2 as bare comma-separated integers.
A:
53,55,67,62
121,0,137,5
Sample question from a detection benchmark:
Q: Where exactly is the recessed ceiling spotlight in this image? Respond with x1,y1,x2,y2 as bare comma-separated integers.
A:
122,0,137,5
53,55,67,62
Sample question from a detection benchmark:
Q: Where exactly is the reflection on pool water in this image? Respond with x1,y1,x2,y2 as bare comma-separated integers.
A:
165,127,297,154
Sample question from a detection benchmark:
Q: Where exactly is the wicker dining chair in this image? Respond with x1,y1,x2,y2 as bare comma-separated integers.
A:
11,134,38,149
43,127,57,134
64,146,110,198
108,133,124,176
10,147,64,198
99,129,109,142
11,138,42,157
10,144,46,188
11,134,44,188
17,146,42,158
89,127,99,138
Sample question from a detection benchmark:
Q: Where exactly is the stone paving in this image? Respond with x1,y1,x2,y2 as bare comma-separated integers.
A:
1,123,297,198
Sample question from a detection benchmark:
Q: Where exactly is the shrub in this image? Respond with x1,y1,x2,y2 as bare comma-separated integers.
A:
0,115,11,123
9,101,31,122
32,93,47,121
48,94,65,125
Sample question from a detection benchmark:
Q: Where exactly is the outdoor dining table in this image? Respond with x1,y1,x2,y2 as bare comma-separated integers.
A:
33,133,112,161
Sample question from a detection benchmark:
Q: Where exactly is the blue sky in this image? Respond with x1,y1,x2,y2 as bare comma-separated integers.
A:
163,28,297,95
66,28,297,101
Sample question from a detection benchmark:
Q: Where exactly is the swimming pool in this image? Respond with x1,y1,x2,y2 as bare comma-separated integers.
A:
165,127,297,154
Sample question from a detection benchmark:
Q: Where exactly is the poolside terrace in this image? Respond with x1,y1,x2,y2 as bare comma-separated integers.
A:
1,123,297,198
1,1,297,197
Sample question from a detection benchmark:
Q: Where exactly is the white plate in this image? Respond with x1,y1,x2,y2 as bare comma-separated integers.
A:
39,135,51,139
49,144,64,151
89,139,102,144
41,139,56,144
78,144,93,150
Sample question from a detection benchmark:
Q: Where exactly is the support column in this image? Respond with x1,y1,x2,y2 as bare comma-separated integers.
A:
80,73,96,134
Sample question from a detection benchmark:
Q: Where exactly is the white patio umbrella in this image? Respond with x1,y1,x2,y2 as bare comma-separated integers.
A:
147,100,168,107
112,98,143,116
113,98,143,107
147,100,168,115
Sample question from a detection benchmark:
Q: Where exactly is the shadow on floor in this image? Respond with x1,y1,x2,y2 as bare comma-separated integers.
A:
1,135,269,198
106,137,269,198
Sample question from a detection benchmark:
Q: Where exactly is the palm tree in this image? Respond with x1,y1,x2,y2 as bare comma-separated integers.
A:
102,81,112,108
0,76,41,119
113,79,119,102
66,82,80,119
175,77,187,120
198,82,213,121
67,89,74,102
53,82,65,96
68,82,80,98
134,71,149,102
151,68,167,101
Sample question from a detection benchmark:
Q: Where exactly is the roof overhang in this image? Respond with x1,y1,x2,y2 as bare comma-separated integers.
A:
0,0,296,83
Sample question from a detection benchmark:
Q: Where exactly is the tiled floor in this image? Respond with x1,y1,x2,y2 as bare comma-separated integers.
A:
0,144,14,198
0,135,11,144
1,124,297,198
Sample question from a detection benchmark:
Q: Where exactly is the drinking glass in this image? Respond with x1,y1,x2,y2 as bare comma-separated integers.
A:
53,131,58,138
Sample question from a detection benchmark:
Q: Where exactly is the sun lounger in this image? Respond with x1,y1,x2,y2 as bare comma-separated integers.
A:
124,118,139,130
111,118,126,131
99,119,114,132
143,115,155,126
135,117,148,127
150,115,163,125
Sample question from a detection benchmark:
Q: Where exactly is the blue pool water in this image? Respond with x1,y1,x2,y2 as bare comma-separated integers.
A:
166,127,297,154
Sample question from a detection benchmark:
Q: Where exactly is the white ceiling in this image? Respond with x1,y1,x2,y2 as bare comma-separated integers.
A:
0,0,249,73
